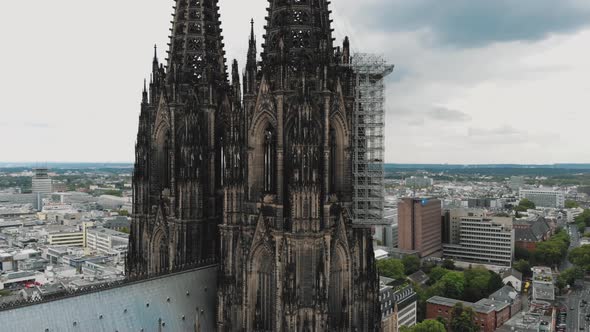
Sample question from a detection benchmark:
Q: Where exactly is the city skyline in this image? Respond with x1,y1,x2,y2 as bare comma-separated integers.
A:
1,0,590,164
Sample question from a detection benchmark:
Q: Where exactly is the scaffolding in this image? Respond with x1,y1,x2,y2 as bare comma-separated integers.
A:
348,53,394,226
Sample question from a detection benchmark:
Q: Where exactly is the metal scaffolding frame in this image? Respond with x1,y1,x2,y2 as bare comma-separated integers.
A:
348,53,394,226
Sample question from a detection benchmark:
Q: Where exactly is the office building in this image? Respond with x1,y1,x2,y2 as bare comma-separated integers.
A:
86,227,129,263
398,198,442,257
404,176,433,188
52,182,68,193
375,208,399,248
519,189,565,209
32,168,53,194
509,176,525,191
442,209,486,245
443,216,514,268
47,228,85,247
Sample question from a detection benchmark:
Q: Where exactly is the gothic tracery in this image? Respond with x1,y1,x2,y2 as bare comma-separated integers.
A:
129,1,379,331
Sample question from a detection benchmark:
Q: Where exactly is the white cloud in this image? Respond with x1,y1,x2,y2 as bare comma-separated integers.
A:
0,0,587,164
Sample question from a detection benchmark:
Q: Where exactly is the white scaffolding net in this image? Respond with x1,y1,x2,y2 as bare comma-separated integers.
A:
348,53,393,226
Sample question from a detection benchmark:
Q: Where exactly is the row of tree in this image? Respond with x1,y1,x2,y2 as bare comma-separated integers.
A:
569,244,590,272
376,255,421,280
575,209,590,232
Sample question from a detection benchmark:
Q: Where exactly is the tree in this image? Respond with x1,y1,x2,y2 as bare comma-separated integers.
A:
488,270,505,293
450,302,479,332
421,260,437,274
517,198,536,210
574,209,590,232
514,245,531,261
376,258,405,279
533,229,570,267
402,255,421,275
120,226,130,234
428,267,450,284
565,200,580,209
400,319,446,332
513,259,532,278
463,267,491,302
442,259,455,270
569,245,590,272
431,271,464,299
411,282,429,322
534,242,562,267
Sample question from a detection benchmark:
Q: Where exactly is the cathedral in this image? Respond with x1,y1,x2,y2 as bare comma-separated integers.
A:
127,0,380,331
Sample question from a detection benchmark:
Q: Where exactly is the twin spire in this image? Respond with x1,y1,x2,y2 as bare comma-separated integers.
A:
144,0,338,100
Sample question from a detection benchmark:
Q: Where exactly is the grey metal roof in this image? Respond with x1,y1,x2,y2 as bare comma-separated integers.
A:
502,268,523,281
407,270,430,285
0,265,217,332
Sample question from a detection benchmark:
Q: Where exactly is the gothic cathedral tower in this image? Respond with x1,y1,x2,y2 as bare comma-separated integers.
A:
127,0,232,276
128,0,379,330
217,1,379,331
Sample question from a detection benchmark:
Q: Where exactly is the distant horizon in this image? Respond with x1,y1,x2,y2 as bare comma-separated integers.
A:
2,161,590,167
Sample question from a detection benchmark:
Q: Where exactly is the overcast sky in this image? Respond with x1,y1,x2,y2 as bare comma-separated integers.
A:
1,0,589,164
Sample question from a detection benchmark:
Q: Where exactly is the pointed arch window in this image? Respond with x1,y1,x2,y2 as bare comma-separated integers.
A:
264,126,276,193
159,240,168,273
157,130,172,191
330,127,337,192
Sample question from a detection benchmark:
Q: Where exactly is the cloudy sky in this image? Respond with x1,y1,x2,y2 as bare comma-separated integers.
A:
1,0,589,164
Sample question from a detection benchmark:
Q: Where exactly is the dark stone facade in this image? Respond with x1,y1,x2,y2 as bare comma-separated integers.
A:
128,1,379,331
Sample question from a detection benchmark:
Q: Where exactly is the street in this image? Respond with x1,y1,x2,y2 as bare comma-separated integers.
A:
565,284,590,331
560,223,589,331
561,224,581,272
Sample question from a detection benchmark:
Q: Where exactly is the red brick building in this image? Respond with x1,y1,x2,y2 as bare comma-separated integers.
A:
514,218,552,251
426,296,511,332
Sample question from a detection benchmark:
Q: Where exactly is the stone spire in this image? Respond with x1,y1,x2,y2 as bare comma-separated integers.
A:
231,59,241,104
246,18,257,72
167,0,227,87
244,19,258,95
262,0,334,69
